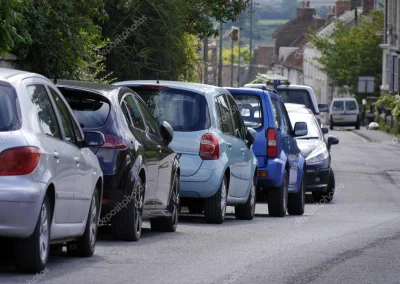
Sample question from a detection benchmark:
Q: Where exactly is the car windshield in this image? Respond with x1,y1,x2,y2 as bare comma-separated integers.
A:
129,86,210,132
231,94,263,129
278,89,316,113
0,85,20,132
346,100,357,111
288,112,321,139
332,101,344,111
59,88,111,128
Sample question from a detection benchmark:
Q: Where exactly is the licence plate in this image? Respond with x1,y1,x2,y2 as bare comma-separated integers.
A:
335,117,344,121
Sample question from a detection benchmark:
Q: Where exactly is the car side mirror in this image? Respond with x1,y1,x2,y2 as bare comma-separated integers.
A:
246,127,257,147
318,104,329,113
321,127,329,135
327,135,339,150
160,121,174,145
84,131,105,148
294,122,308,137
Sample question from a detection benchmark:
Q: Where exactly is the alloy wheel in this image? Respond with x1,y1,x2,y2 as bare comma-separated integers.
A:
134,182,143,235
89,195,98,248
39,204,49,263
221,180,227,218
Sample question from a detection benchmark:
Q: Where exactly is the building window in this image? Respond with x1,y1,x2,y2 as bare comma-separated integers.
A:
386,54,391,86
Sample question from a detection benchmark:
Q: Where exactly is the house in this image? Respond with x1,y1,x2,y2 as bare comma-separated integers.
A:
380,0,400,94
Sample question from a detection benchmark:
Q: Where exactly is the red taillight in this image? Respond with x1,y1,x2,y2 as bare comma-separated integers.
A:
199,133,219,160
101,135,127,149
266,128,278,158
0,147,41,175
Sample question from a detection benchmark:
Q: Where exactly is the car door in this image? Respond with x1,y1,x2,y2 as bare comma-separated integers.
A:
48,87,89,223
121,93,158,206
279,101,301,187
331,100,344,122
47,86,93,223
345,100,359,123
226,94,252,197
214,94,241,197
136,97,173,208
25,81,73,224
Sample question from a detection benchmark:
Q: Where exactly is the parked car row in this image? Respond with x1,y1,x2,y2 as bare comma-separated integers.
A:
0,68,339,273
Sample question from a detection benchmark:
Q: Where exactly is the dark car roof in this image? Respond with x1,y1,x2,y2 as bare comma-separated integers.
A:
57,80,124,96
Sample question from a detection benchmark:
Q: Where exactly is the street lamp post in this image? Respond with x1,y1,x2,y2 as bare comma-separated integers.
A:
248,0,253,83
218,22,223,87
230,26,239,87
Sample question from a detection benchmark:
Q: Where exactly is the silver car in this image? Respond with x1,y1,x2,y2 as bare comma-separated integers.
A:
0,68,104,273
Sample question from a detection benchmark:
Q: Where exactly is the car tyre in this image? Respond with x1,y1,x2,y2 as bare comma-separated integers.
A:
150,174,180,232
268,170,288,217
312,170,335,203
287,174,305,215
330,116,334,130
204,175,228,224
355,116,360,130
15,195,51,273
67,189,99,257
235,175,256,220
112,176,144,241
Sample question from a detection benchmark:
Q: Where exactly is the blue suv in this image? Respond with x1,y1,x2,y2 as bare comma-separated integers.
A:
226,88,307,217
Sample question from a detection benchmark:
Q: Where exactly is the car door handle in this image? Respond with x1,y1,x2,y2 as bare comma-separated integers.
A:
54,151,59,159
224,142,232,148
241,147,246,153
74,157,80,163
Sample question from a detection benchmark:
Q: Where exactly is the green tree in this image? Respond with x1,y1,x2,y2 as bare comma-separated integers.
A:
309,9,384,97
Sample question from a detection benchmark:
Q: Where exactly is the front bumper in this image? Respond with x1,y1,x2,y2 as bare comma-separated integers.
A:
305,165,330,192
180,159,224,198
0,178,45,238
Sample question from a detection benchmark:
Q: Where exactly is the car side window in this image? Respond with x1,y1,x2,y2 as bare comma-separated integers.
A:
227,94,246,140
49,88,78,143
215,95,234,136
136,99,161,137
122,94,146,130
280,101,293,134
26,84,62,139
271,98,282,129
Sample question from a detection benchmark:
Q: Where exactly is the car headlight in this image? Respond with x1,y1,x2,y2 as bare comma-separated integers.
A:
306,147,329,165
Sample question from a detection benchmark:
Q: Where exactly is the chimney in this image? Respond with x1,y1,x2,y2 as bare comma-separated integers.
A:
301,1,305,8
363,0,374,14
327,6,335,21
297,2,316,19
335,0,351,17
307,1,310,8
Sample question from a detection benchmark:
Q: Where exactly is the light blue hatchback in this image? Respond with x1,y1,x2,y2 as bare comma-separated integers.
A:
113,81,258,224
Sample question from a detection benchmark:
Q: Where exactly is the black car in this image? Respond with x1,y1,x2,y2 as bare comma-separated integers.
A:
285,105,339,202
57,81,180,241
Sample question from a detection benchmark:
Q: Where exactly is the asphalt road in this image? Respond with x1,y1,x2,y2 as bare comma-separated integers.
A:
1,128,400,284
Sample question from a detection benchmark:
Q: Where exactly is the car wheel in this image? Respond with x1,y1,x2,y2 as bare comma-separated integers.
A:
330,116,334,130
15,195,51,273
287,174,305,215
150,174,180,232
204,175,228,224
67,190,99,257
188,204,204,214
312,170,335,203
268,169,288,217
112,176,144,241
235,175,256,220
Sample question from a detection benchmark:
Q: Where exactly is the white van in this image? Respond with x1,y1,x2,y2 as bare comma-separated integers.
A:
329,98,360,130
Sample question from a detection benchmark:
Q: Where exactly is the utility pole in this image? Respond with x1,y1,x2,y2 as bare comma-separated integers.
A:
230,27,239,87
203,37,208,84
248,0,253,83
218,22,223,87
238,14,242,87
231,39,234,87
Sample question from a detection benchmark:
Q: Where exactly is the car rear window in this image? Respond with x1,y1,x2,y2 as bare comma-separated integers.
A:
332,101,344,111
278,89,316,113
129,86,211,132
0,85,21,132
346,100,357,111
59,88,111,128
231,94,263,129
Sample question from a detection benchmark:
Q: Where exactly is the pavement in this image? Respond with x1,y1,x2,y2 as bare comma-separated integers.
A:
1,129,400,284
351,126,399,144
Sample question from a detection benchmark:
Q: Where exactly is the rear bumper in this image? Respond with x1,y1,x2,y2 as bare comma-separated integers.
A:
305,166,330,192
256,158,285,190
0,179,45,238
180,159,225,198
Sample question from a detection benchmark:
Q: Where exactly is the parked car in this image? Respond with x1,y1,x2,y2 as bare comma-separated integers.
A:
56,80,180,241
0,68,104,272
113,81,258,224
285,105,339,202
329,97,360,130
244,83,329,125
226,87,307,217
